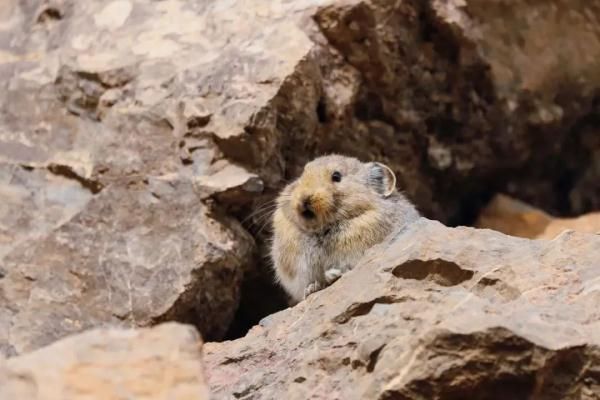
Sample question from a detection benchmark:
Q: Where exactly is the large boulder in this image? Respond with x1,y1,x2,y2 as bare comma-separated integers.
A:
0,0,266,354
0,322,209,399
205,219,600,399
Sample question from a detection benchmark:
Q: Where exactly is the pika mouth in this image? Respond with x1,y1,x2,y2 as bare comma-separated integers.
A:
301,209,316,220
294,212,337,235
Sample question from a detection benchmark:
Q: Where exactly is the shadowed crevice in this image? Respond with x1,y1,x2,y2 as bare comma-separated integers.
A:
392,259,474,286
334,295,412,324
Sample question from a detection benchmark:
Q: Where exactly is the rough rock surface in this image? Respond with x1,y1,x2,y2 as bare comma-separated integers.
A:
476,194,600,239
0,0,264,354
2,0,600,354
0,322,209,400
205,219,600,399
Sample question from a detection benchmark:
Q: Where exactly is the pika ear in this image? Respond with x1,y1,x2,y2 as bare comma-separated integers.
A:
367,162,396,197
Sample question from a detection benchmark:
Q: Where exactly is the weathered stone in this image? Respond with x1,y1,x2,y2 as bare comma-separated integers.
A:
476,193,600,239
195,160,265,211
205,219,600,399
0,0,268,354
0,174,253,355
0,322,209,400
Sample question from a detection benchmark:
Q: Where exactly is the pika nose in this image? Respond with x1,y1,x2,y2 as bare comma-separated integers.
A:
299,196,316,220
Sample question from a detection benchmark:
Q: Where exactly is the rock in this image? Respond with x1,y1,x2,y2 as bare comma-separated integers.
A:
204,219,600,399
0,0,262,355
476,193,600,239
308,0,600,223
0,322,210,400
195,160,264,211
0,170,253,355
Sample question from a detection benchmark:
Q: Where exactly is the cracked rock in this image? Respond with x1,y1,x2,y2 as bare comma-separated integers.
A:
0,178,252,355
205,219,600,399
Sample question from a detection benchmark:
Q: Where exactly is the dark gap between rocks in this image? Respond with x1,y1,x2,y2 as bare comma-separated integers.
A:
223,266,289,341
222,201,290,342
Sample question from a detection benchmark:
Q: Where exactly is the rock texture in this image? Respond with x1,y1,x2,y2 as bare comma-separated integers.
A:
205,219,600,399
307,0,600,223
0,322,209,400
476,194,600,239
0,0,263,354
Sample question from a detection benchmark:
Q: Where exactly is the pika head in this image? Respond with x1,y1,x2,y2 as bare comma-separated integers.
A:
277,155,397,233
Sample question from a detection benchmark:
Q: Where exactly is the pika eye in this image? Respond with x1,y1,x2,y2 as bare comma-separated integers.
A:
331,171,342,183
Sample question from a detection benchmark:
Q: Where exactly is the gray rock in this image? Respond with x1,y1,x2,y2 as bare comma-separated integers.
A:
0,0,262,354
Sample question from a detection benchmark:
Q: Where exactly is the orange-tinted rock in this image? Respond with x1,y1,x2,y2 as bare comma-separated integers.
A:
0,323,209,400
476,194,600,239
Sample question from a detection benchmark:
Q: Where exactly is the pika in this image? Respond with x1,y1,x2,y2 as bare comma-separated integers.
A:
270,154,419,304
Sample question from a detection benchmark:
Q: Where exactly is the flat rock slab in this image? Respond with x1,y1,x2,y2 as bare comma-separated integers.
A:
0,322,209,400
205,219,600,399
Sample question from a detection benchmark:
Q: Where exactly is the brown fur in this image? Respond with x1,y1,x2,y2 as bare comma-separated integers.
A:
270,154,420,303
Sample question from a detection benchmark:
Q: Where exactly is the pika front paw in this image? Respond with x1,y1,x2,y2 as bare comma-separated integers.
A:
303,281,323,300
324,267,343,284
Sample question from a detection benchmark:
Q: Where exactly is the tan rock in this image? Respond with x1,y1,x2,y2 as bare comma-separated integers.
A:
205,219,600,399
0,322,209,400
475,193,600,239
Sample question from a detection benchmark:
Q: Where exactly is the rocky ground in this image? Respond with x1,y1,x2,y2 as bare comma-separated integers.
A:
0,0,599,398
205,219,600,399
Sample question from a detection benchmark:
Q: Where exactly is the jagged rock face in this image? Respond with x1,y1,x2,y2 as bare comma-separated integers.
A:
1,0,599,357
0,0,262,354
205,219,600,399
0,323,209,399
